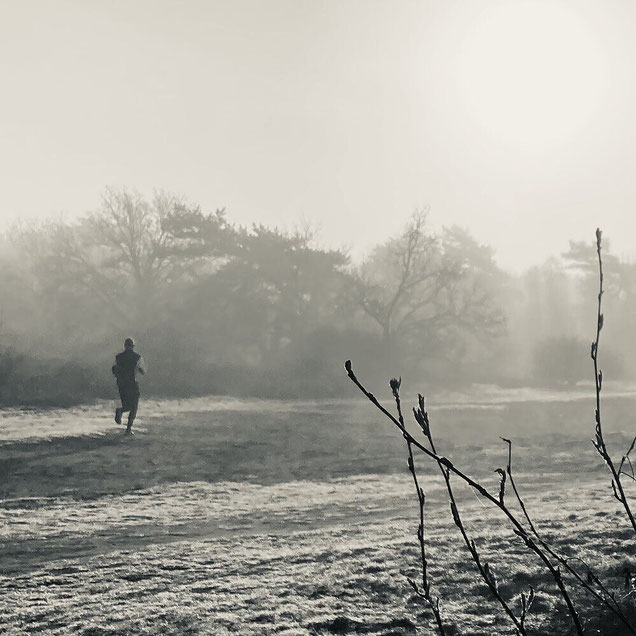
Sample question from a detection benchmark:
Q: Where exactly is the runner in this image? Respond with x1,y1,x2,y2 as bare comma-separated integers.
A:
112,337,146,435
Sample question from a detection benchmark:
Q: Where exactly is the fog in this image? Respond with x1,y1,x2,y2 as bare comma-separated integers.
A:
1,191,634,407
3,0,636,271
4,8,636,635
2,0,636,406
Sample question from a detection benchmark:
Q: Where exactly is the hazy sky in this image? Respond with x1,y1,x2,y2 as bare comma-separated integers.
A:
2,0,636,271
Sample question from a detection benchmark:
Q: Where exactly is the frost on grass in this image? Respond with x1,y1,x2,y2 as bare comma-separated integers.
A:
1,466,632,633
1,396,634,634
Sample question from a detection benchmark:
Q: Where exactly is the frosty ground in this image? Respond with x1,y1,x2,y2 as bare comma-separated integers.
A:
1,387,635,634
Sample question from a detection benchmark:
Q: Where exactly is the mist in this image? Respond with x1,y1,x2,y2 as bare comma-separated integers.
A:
5,3,636,635
4,0,636,272
1,190,633,407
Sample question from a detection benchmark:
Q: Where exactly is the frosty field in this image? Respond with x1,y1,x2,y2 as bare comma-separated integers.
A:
1,387,635,635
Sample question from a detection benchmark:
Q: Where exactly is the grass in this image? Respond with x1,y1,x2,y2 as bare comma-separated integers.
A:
0,394,635,634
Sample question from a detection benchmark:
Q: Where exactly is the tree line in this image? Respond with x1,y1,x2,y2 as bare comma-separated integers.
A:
1,188,634,406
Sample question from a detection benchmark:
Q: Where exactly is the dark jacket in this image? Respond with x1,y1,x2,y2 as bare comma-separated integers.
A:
112,349,141,386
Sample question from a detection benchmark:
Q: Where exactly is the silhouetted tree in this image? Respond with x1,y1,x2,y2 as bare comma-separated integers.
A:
351,212,504,377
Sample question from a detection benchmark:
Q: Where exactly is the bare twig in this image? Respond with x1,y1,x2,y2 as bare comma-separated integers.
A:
519,586,535,632
390,378,446,635
345,360,583,635
590,229,636,533
618,436,636,482
412,395,527,635
501,437,636,634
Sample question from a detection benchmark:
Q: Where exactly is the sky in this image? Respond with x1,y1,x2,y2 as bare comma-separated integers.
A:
1,0,636,271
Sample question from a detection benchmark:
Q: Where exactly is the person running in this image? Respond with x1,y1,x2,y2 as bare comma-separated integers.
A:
112,337,146,434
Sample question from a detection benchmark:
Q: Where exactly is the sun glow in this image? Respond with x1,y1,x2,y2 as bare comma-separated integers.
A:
457,2,606,147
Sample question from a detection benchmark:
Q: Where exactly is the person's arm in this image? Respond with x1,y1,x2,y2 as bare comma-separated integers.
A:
112,358,120,377
137,356,146,375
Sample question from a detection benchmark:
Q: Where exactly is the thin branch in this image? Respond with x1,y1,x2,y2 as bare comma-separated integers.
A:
411,394,527,634
501,437,636,634
618,436,636,481
345,360,583,635
591,229,636,533
390,378,446,635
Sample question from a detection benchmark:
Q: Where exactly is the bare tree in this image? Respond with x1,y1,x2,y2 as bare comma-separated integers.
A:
352,212,504,371
90,188,199,318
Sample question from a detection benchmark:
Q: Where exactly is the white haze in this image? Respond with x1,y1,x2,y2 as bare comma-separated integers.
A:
1,0,636,270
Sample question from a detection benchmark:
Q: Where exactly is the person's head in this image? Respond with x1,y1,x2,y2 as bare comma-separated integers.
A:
124,337,135,350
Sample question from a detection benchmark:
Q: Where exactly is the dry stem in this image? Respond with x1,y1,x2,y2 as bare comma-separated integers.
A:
345,360,583,635
590,228,636,533
408,390,527,635
501,437,636,634
391,378,446,635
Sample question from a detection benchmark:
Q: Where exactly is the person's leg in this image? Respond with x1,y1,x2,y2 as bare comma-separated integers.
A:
116,383,128,424
126,390,140,433
118,384,134,428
